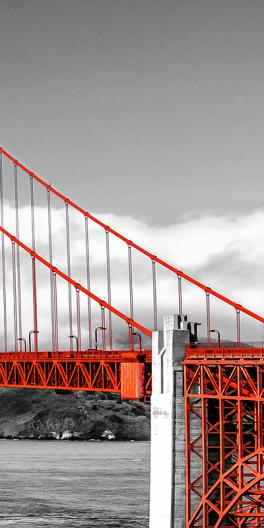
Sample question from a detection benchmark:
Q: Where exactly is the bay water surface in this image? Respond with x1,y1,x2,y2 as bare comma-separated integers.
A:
0,440,150,528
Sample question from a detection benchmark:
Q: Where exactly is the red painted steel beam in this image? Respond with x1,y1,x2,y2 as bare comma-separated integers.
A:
231,512,264,517
0,350,152,361
0,357,121,392
184,361,264,527
0,350,152,396
0,224,151,337
185,347,264,359
1,147,264,326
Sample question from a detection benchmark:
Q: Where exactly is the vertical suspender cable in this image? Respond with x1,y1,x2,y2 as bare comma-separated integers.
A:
152,260,158,330
236,309,241,345
65,203,73,349
14,164,22,349
53,271,58,350
178,275,183,320
128,245,134,350
30,176,38,352
30,176,36,251
0,153,7,351
47,189,55,351
128,324,133,350
11,242,18,352
105,230,112,349
128,245,134,320
31,252,38,352
84,216,92,348
76,288,81,351
206,292,211,343
101,305,106,351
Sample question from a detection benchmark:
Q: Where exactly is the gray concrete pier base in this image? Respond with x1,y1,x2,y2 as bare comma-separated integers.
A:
149,314,189,528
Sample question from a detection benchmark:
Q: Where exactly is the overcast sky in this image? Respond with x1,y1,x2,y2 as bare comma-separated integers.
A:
1,0,264,225
1,0,264,344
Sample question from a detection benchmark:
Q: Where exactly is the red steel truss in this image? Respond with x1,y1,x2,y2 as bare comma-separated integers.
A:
184,347,264,527
0,350,152,400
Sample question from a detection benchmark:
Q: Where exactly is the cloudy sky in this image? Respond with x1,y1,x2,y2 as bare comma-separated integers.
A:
1,0,264,346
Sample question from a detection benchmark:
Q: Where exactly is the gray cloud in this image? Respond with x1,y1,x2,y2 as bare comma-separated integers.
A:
0,204,263,350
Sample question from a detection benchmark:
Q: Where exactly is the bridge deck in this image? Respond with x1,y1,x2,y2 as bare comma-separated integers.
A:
0,346,263,398
0,349,152,399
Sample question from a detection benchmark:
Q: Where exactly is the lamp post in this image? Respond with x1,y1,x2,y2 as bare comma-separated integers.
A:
210,329,221,348
69,335,78,351
17,337,27,352
28,330,39,353
132,332,142,351
95,326,106,350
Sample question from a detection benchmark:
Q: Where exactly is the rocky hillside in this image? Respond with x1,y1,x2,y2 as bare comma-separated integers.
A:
0,388,150,441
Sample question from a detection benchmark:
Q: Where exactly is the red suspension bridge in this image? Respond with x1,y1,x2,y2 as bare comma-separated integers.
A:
0,146,264,526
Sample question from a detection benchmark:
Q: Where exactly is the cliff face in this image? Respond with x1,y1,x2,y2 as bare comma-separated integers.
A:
0,388,150,441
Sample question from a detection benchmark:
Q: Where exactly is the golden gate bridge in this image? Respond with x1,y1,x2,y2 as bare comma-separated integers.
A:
0,146,264,526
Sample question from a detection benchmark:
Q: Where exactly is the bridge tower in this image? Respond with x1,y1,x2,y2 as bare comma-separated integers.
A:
149,314,201,528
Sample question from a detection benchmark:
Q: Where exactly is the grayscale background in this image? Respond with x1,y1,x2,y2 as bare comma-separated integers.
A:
1,0,264,339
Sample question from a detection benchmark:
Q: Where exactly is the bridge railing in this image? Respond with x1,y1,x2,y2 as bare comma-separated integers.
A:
185,343,264,359
188,340,264,349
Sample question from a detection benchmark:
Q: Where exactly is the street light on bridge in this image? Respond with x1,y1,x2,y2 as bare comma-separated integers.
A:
210,329,221,348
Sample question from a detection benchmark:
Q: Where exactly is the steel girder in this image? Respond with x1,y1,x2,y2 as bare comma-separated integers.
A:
0,350,152,396
184,354,264,527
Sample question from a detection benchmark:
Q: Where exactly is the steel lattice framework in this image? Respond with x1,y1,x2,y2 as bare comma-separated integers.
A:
0,349,152,399
0,147,264,525
184,347,264,527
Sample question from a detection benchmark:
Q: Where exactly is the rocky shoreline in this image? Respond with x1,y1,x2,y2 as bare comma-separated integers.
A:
0,388,150,441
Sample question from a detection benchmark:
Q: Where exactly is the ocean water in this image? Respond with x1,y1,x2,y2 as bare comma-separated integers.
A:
0,440,150,528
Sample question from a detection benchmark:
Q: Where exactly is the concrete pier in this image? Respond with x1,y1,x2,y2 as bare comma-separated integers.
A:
149,314,189,528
